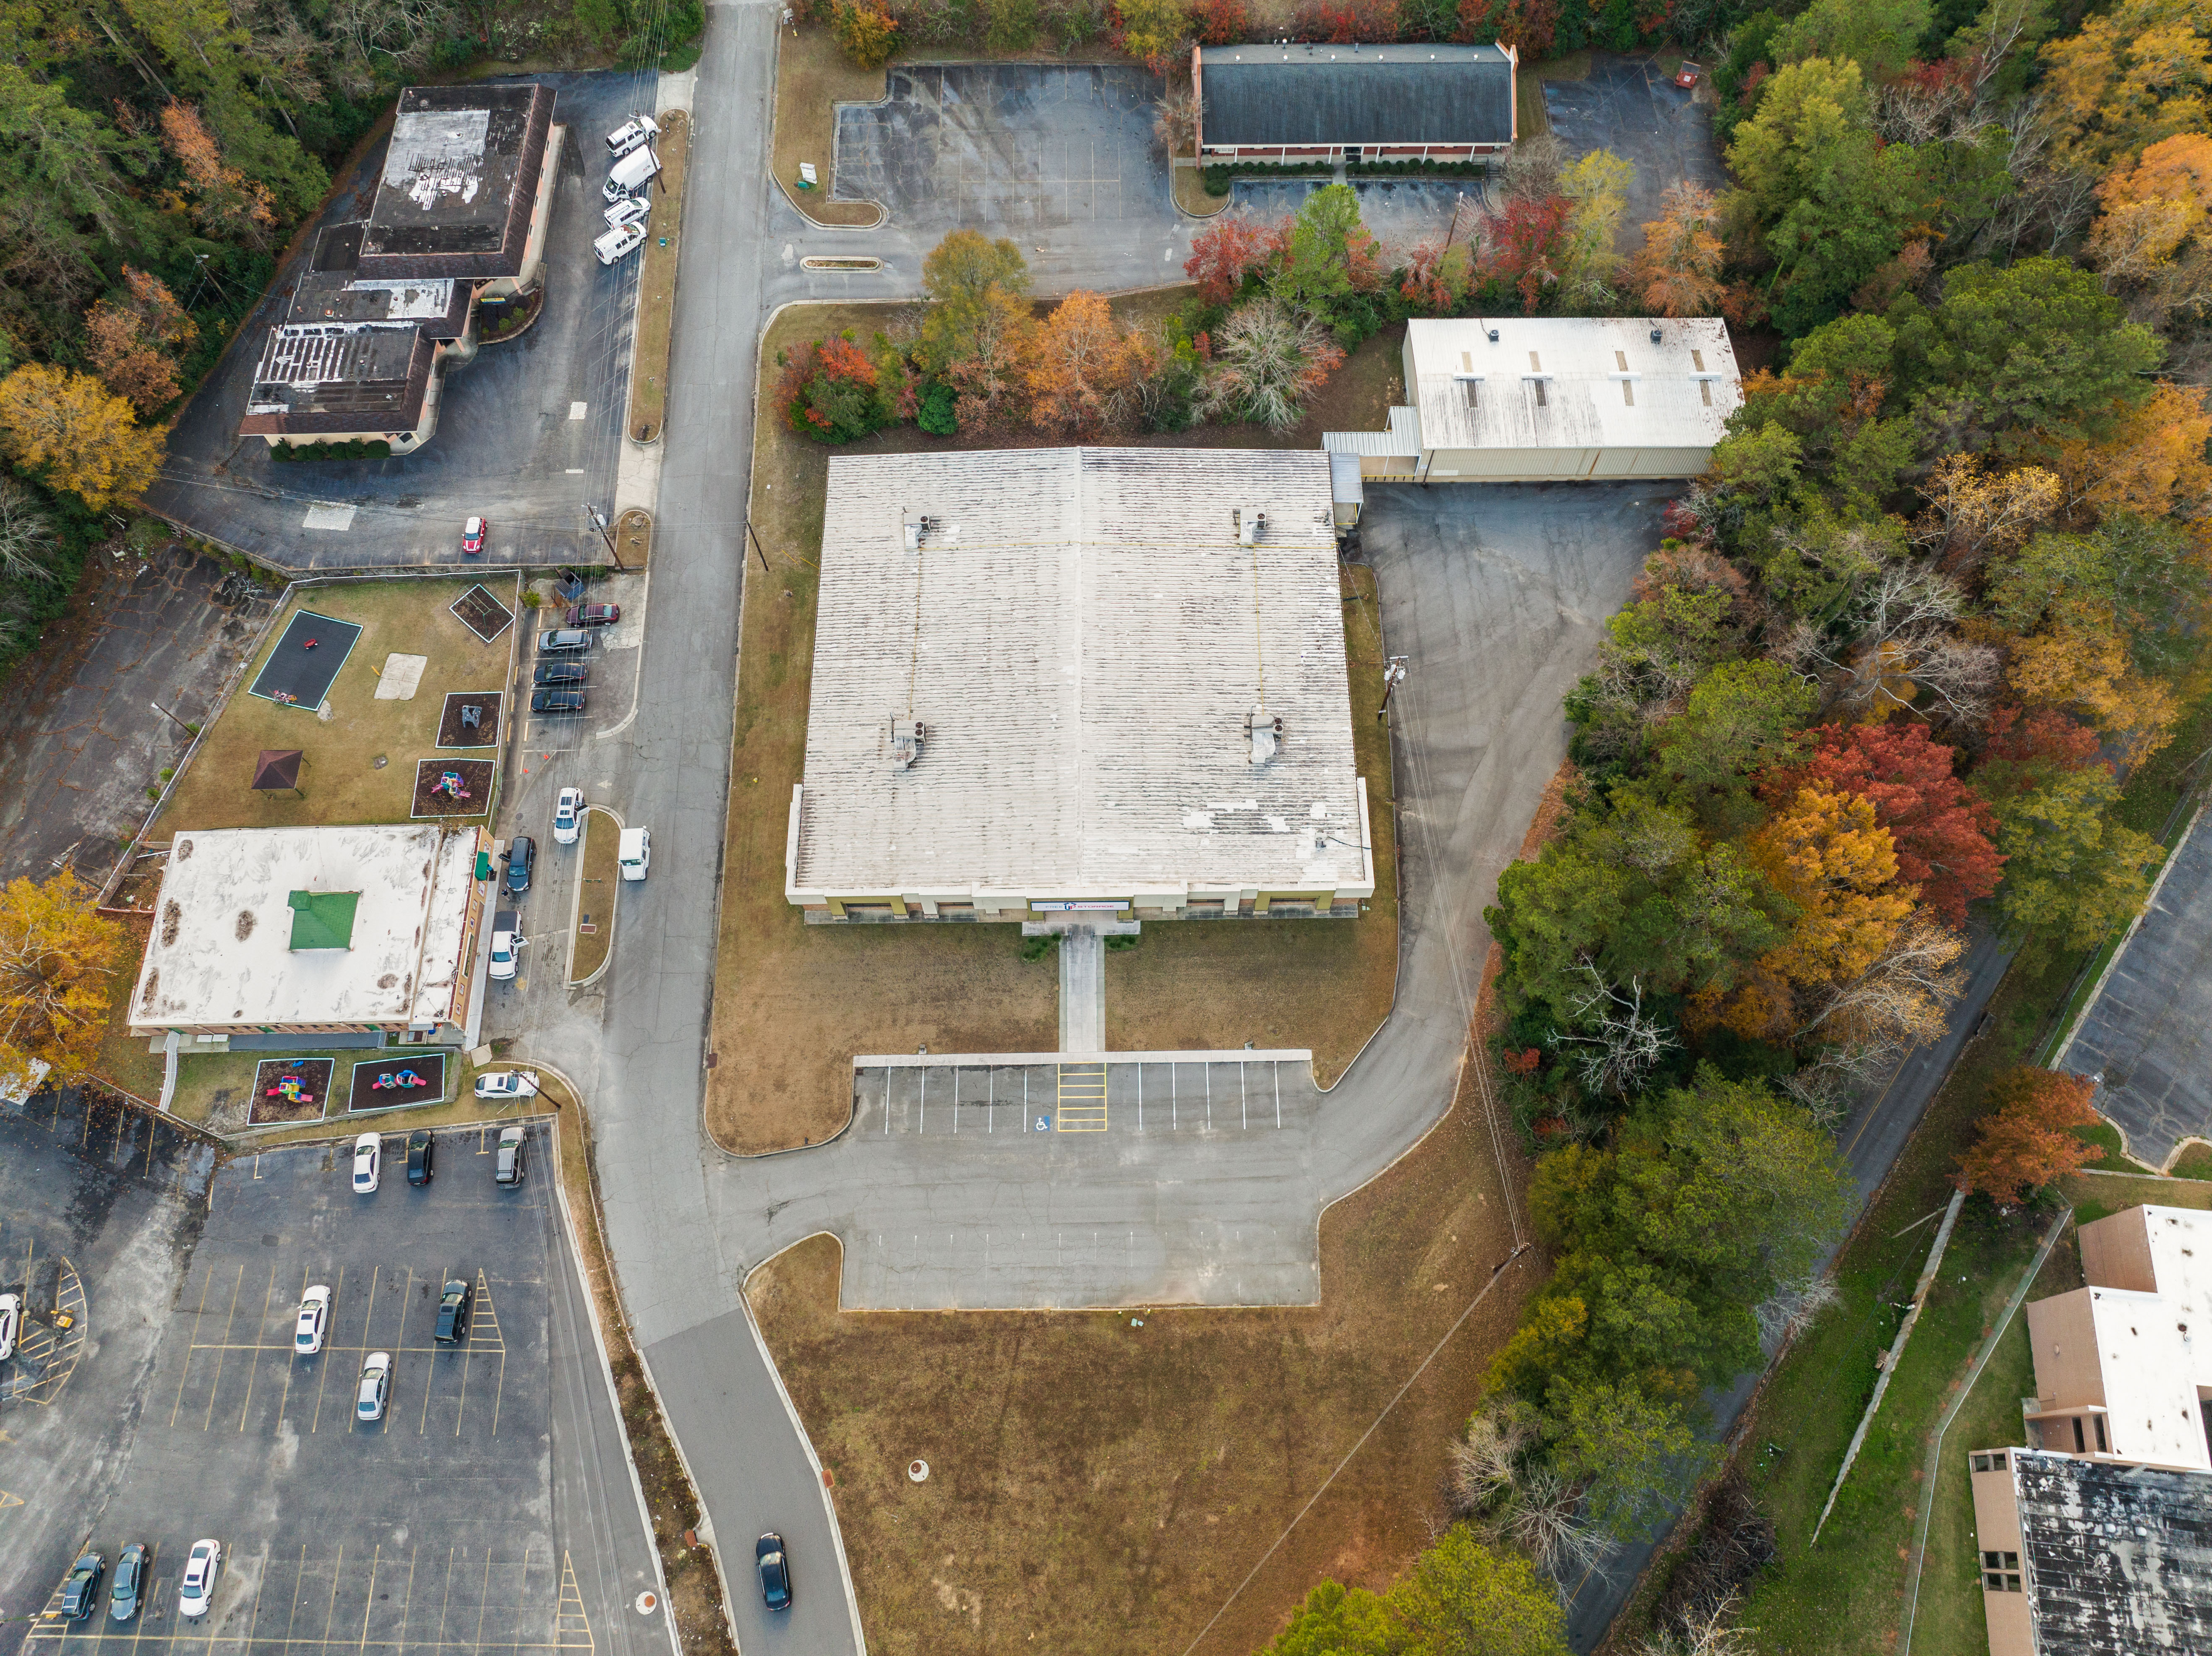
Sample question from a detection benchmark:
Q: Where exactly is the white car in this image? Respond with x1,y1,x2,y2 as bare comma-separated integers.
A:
605,115,659,158
488,911,521,982
352,1132,380,1194
294,1286,331,1355
618,825,651,882
0,1291,18,1361
552,787,584,845
603,196,649,232
355,1352,391,1423
593,223,647,266
177,1540,220,1619
473,1071,541,1101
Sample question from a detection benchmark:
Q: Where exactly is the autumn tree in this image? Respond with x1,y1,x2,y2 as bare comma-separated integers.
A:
86,267,199,417
1954,1067,2101,1205
0,364,164,510
1763,722,2002,927
1197,299,1344,430
2085,132,2212,314
0,872,126,1092
1476,194,1571,314
159,102,276,247
1183,211,1279,305
1909,453,2061,578
830,0,898,64
776,336,892,443
917,230,1031,373
1751,787,1916,985
2038,0,2212,174
1557,149,1634,307
1631,182,1726,318
2047,382,2212,525
1114,0,1191,71
1027,291,1135,435
943,297,1037,433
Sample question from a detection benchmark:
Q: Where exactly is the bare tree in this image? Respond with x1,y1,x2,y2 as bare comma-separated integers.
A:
1754,1270,1839,1352
0,478,60,589
1799,911,1968,1050
1497,132,1566,207
1641,1591,1757,1656
1552,967,1676,1098
1196,299,1344,432
1153,86,1196,156
1787,562,2001,726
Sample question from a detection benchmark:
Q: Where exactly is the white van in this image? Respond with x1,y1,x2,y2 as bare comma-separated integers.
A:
594,223,647,266
605,146,661,202
605,115,659,158
618,826,651,882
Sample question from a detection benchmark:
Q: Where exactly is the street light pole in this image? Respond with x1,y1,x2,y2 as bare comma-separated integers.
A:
583,504,627,572
1378,656,1409,719
150,700,195,739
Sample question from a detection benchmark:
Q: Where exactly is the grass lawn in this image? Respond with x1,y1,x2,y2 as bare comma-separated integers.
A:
1174,162,1231,217
156,577,519,835
92,915,166,1102
169,1049,574,1149
706,301,1401,1151
169,1048,363,1129
569,807,620,983
626,109,687,442
2063,1167,2212,1224
772,26,887,227
2070,1117,2147,1174
750,1034,1534,1656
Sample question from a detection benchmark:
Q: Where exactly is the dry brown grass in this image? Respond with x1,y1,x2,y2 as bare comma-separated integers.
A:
155,577,518,835
626,109,687,441
568,806,620,982
772,25,887,228
91,914,165,1102
1174,162,1231,217
706,302,1402,1151
750,1033,1537,1656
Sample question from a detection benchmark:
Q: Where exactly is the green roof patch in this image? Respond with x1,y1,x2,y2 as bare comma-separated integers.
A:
286,890,360,950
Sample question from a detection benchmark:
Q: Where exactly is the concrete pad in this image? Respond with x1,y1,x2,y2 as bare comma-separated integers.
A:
1059,925,1104,1052
374,652,428,699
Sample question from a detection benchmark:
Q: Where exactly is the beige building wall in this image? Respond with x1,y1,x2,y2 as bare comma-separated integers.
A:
1969,1452,2035,1656
2080,1206,2159,1292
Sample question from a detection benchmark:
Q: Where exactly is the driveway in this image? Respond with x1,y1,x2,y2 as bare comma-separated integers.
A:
0,547,270,887
1543,54,1727,250
146,73,652,573
2060,804,2212,1169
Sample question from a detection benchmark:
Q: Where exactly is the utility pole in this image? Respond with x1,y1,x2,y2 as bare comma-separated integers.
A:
1378,656,1408,719
1440,190,1468,257
583,504,627,572
150,700,195,739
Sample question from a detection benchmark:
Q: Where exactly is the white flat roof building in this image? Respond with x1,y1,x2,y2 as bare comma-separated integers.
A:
786,448,1374,922
1325,316,1742,483
130,824,490,1039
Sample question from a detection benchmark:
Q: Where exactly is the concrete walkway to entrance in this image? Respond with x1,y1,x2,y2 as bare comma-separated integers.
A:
1059,925,1104,1051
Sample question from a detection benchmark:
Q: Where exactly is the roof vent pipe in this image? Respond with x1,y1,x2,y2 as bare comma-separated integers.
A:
1649,326,1664,344
1236,507,1266,546
1487,328,1500,343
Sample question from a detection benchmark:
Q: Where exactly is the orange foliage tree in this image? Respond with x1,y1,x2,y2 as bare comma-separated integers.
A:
2049,381,2212,524
1954,1067,2101,1205
86,268,199,417
1026,291,1135,435
158,103,276,247
1629,182,1725,318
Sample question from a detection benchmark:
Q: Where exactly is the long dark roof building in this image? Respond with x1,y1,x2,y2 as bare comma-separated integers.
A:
357,83,555,280
2013,1451,2212,1653
1195,43,1516,156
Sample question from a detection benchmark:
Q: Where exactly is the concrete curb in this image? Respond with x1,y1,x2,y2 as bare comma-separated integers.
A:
767,26,888,231
566,806,627,989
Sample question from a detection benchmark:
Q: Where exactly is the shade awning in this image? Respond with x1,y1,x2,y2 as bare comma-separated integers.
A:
253,749,305,789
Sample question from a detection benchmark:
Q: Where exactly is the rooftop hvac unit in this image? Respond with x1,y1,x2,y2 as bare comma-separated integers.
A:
1235,507,1267,546
889,716,926,770
1247,707,1283,764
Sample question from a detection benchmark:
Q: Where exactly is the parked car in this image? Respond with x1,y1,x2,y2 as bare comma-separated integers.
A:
294,1284,331,1355
603,196,649,232
352,1132,380,1194
618,825,651,882
756,1534,792,1612
531,689,587,715
603,174,647,206
406,1129,435,1186
177,1541,221,1620
494,1125,528,1187
538,628,590,654
355,1352,391,1422
605,115,659,157
605,146,660,200
505,836,535,895
488,911,522,982
553,787,584,844
461,516,489,556
566,603,621,628
434,1278,472,1344
60,1554,104,1621
593,223,647,266
109,1544,147,1623
0,1291,18,1361
533,661,587,687
474,1071,540,1101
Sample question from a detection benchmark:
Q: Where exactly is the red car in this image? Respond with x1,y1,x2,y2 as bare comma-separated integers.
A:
566,603,621,627
461,516,489,555
1673,60,1701,90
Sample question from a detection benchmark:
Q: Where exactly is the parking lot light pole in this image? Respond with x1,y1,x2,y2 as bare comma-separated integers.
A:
583,504,627,573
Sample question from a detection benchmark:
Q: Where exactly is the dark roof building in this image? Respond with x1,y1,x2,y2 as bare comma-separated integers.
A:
1195,43,1517,160
287,222,472,339
357,84,556,281
238,323,435,441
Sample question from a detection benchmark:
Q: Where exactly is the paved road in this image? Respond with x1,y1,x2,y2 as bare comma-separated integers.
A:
2060,802,2212,1169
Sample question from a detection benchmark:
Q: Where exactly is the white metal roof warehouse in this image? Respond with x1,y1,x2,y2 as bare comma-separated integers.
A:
785,448,1375,922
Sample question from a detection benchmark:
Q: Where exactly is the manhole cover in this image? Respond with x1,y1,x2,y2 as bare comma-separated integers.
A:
908,1459,929,1482
633,1592,657,1615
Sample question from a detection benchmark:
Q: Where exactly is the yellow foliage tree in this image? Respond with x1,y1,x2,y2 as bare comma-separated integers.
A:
0,872,126,1093
1748,786,1917,987
0,364,165,510
2049,381,2212,522
2087,132,2212,323
1910,453,2061,575
2039,0,2212,174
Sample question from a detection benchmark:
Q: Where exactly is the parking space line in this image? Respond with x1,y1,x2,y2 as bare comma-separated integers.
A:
386,1268,414,1435
321,1546,345,1647
357,1547,381,1652
397,1548,419,1649
310,1266,344,1433
436,1549,456,1648
170,1266,213,1428
238,1262,279,1431
201,1262,247,1428
282,1544,308,1650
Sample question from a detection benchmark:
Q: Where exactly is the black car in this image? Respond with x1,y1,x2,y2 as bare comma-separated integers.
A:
505,836,535,894
533,661,587,687
60,1553,104,1621
755,1534,791,1612
109,1543,146,1623
434,1277,472,1344
405,1129,435,1185
530,689,586,715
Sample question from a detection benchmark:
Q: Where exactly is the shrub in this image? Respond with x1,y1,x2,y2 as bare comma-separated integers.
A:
833,0,901,62
917,381,959,435
576,0,627,45
777,336,894,443
1190,0,1248,39
985,0,1040,49
269,439,393,462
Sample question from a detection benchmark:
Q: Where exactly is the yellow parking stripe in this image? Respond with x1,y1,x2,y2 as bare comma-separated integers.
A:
1055,1063,1107,1131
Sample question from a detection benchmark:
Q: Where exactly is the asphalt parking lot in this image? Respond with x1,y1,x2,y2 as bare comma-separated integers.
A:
1230,177,1469,247
0,1113,661,1656
1543,53,1727,249
2061,805,2212,1168
834,63,1175,238
147,71,658,573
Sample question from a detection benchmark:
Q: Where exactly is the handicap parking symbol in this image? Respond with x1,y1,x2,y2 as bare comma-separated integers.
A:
1035,1114,1051,1132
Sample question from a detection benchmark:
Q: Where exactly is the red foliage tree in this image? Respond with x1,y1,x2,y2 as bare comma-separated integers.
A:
1190,0,1249,39
1761,722,2004,927
1293,0,1400,39
1455,0,1558,53
1478,195,1570,313
1954,1068,2101,1206
1183,213,1280,305
1975,703,2108,800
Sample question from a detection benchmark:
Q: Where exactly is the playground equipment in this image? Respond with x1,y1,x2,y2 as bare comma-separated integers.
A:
370,1068,426,1092
430,771,472,802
